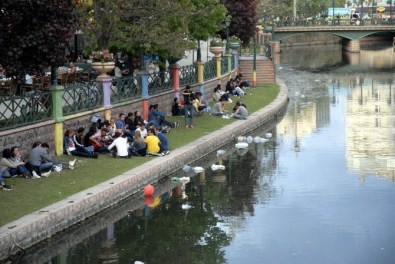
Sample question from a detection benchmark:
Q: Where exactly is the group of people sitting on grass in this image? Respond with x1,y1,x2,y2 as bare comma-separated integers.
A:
0,142,77,190
64,106,175,160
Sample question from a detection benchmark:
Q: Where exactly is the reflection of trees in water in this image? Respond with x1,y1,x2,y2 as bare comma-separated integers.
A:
112,197,230,263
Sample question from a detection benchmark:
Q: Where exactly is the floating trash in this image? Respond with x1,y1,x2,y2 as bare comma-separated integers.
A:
193,166,205,173
235,142,249,149
211,164,225,171
181,204,192,210
217,149,226,155
182,165,192,172
237,136,247,142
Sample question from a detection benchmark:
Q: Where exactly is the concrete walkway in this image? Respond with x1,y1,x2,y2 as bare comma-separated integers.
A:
0,79,289,261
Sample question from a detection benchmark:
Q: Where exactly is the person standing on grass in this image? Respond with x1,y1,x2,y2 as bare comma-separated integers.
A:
182,85,195,128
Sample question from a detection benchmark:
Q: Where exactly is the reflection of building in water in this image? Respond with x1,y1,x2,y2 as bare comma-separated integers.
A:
344,47,395,69
277,93,330,153
346,77,395,182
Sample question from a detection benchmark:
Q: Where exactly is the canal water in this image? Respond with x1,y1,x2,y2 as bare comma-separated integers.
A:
10,44,395,264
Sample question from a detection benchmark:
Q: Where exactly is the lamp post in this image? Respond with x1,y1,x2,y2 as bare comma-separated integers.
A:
74,29,83,61
332,0,335,26
225,17,231,54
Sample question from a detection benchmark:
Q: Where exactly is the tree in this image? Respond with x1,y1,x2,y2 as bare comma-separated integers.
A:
77,0,196,61
221,0,258,45
0,0,76,77
188,0,228,60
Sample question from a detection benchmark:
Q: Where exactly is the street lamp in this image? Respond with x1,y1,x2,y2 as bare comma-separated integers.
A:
225,17,231,53
74,29,83,61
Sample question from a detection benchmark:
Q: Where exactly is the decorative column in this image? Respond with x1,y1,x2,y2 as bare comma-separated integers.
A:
50,82,64,156
170,64,180,98
140,71,150,120
210,46,223,82
195,60,205,96
215,56,222,82
102,77,112,121
232,51,239,74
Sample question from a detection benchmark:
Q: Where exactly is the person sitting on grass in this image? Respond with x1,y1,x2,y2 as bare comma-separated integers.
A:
28,142,54,178
211,97,229,117
192,92,207,116
155,127,170,155
230,100,248,120
135,122,148,138
129,130,147,156
9,146,34,178
108,130,131,158
171,97,184,116
145,127,162,156
89,127,112,153
41,143,76,170
64,129,98,159
0,148,32,179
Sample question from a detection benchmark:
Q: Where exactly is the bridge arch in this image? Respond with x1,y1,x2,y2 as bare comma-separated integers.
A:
271,27,395,53
273,30,394,42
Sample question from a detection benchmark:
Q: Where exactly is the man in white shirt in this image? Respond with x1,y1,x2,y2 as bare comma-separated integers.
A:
108,131,130,158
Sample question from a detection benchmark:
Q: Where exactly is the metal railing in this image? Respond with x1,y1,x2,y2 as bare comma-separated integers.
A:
179,64,197,86
203,59,216,81
272,17,395,28
62,82,103,116
221,57,228,75
110,76,140,104
0,92,52,131
148,70,172,95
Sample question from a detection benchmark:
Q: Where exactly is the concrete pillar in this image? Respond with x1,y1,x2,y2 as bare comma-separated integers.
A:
272,41,281,53
170,64,180,98
50,84,65,156
140,72,150,120
343,40,360,53
215,56,222,82
102,78,112,121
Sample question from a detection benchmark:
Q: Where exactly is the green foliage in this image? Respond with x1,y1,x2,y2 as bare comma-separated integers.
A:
221,0,259,45
77,0,196,60
189,0,228,41
0,0,76,77
0,83,280,226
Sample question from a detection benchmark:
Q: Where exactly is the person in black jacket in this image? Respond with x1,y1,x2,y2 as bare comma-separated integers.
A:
182,85,195,128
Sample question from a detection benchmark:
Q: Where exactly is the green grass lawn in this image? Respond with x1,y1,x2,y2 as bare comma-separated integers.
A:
0,84,279,226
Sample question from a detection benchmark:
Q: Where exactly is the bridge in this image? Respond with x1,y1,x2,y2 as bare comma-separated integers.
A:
268,24,395,53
